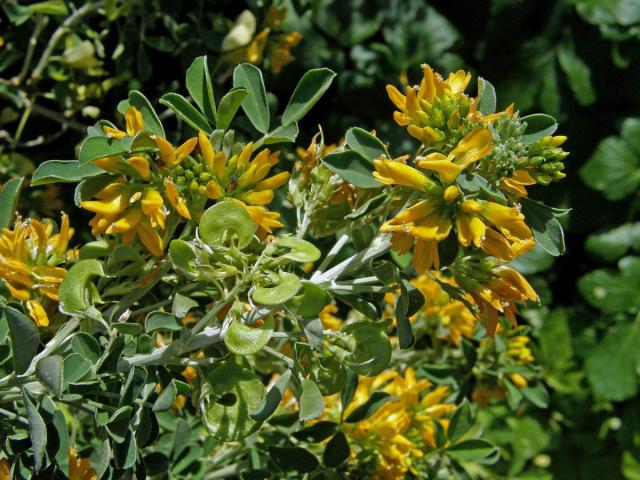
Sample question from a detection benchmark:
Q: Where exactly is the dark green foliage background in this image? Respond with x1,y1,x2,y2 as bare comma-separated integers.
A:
2,0,640,478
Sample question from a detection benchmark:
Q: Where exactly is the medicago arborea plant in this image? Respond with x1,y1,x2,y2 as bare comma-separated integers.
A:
0,59,568,478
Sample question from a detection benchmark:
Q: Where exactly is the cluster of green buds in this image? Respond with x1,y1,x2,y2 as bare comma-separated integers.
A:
523,135,569,185
480,113,528,182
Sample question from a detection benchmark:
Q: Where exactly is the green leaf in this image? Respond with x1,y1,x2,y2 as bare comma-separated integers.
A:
224,316,274,355
32,160,102,186
299,379,325,422
345,391,393,423
520,198,565,256
557,41,596,106
199,200,256,248
281,68,336,126
107,406,133,442
4,306,39,375
258,123,299,146
28,0,68,15
172,293,198,319
253,272,302,306
338,322,391,376
323,431,350,468
477,77,497,115
293,421,338,443
58,259,104,314
447,439,499,462
585,223,640,262
128,90,164,137
160,93,212,133
77,135,154,166
144,35,175,52
233,63,270,133
580,135,640,201
286,281,330,317
269,446,319,473
521,384,550,408
273,236,321,262
169,239,198,275
201,362,266,441
447,399,473,442
521,114,559,144
0,177,23,228
186,56,217,125
217,87,248,131
153,380,177,412
251,370,292,421
345,127,388,161
322,150,382,188
145,311,182,333
579,256,640,313
585,320,640,401
114,323,143,335
35,356,64,397
22,388,47,471
63,353,92,384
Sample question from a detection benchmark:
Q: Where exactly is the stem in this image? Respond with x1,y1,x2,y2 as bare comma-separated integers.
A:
17,15,46,85
130,298,173,317
311,232,350,281
0,407,28,426
263,346,294,368
316,234,391,284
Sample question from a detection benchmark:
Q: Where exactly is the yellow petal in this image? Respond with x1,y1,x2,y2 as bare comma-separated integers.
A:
102,126,126,139
199,131,215,168
255,171,289,191
153,136,175,167
26,300,49,327
125,106,144,136
93,156,123,173
127,156,150,179
81,195,128,216
373,157,431,191
244,189,274,205
108,208,143,234
205,180,224,200
136,224,164,256
175,137,198,164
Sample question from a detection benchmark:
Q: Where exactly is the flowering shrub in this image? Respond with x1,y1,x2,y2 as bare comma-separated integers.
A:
0,53,569,478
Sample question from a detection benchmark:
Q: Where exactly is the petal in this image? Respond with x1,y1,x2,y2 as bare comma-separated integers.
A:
136,224,164,256
255,171,290,191
127,156,150,179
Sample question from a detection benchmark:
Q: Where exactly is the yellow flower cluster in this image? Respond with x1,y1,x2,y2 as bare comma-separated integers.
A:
0,214,74,326
323,368,456,479
83,107,289,255
374,130,535,272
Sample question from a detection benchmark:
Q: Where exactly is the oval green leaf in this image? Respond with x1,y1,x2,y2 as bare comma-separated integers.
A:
160,93,211,133
233,63,270,133
322,150,382,188
281,68,336,126
186,55,217,125
217,87,248,131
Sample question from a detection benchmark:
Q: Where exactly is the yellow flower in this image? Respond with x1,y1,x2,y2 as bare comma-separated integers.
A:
268,32,303,73
81,181,165,256
455,264,538,337
152,135,198,168
411,274,477,345
69,447,97,480
499,169,536,198
102,106,144,139
509,373,528,388
387,64,478,148
0,214,74,326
